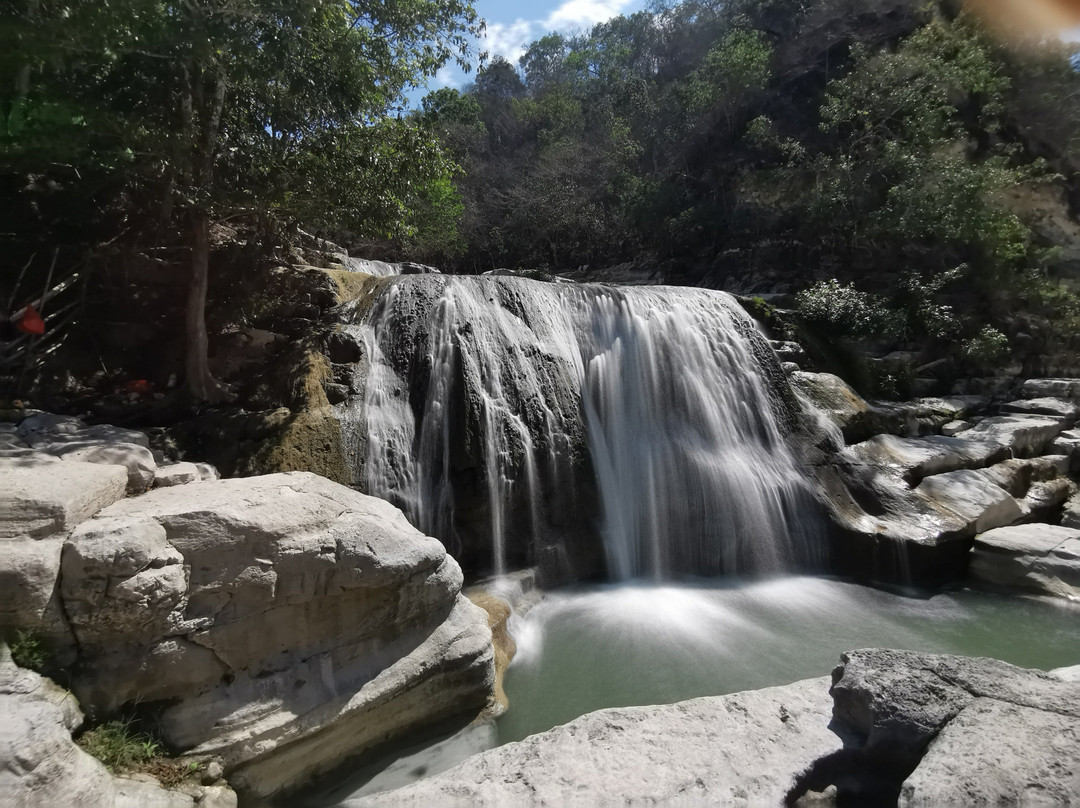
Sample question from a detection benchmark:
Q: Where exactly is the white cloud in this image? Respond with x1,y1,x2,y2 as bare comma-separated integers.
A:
481,1,635,63
434,66,460,88
544,0,632,31
483,19,537,62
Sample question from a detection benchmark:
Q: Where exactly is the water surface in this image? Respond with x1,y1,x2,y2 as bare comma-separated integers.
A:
498,577,1080,743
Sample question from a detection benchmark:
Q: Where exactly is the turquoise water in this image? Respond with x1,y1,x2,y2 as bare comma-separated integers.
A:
315,577,1080,805
497,577,1080,743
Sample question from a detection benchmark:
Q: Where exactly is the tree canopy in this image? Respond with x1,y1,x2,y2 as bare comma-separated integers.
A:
4,0,481,399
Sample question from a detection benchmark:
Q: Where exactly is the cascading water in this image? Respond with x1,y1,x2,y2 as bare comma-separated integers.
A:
343,257,402,277
344,274,822,580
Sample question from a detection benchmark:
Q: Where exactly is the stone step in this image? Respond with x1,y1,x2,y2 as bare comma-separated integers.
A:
849,414,1069,484
1020,378,1080,401
970,524,1080,599
1001,397,1079,426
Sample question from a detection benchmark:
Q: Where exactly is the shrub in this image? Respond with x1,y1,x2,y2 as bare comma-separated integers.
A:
796,279,902,339
961,326,1009,367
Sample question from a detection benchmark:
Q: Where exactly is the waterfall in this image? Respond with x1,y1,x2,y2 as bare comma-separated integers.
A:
347,275,821,581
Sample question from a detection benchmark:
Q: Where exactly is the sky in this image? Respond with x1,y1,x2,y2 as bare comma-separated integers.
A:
407,0,648,107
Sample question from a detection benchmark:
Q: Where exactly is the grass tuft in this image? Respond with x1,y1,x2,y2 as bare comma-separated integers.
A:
78,719,162,773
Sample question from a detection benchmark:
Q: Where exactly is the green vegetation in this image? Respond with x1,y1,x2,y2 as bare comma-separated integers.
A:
7,0,1080,399
5,0,480,401
77,719,162,773
9,630,47,672
401,0,1080,378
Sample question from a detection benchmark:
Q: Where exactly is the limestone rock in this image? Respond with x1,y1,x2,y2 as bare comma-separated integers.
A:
914,469,1022,538
899,699,1080,806
791,372,873,444
0,457,127,538
1062,489,1080,529
351,676,841,807
963,414,1068,457
62,472,494,800
61,516,188,646
17,412,86,437
848,434,1001,485
153,462,201,488
0,646,223,808
1001,396,1080,425
0,538,67,639
970,524,1080,599
976,456,1069,498
830,649,1079,764
826,649,1080,806
194,462,220,481
1020,378,1080,400
52,442,156,494
23,424,151,450
940,419,971,436
1052,664,1080,682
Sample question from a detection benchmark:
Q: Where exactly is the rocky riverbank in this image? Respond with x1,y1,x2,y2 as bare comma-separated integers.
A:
347,649,1080,806
0,412,495,804
793,372,1080,591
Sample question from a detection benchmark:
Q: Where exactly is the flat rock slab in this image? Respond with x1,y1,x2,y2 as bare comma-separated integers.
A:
899,698,1080,807
0,457,127,538
52,441,156,494
350,676,841,807
828,649,1080,803
1002,397,1080,424
153,462,201,487
1021,378,1080,400
849,434,1003,484
970,524,1080,599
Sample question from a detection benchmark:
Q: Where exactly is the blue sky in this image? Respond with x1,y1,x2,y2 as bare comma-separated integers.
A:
406,0,648,106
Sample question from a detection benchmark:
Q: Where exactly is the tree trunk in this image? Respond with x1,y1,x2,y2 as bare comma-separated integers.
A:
185,208,231,402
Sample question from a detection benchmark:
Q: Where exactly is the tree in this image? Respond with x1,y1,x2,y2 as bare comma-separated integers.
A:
7,0,481,401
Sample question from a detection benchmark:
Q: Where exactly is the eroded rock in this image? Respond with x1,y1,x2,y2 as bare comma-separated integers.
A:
0,646,231,808
58,472,494,800
823,649,1080,804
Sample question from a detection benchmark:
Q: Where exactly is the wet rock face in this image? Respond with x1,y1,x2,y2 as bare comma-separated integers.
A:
349,274,603,581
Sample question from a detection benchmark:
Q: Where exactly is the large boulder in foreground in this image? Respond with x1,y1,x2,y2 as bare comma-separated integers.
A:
828,649,1080,806
59,472,494,800
352,676,841,806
